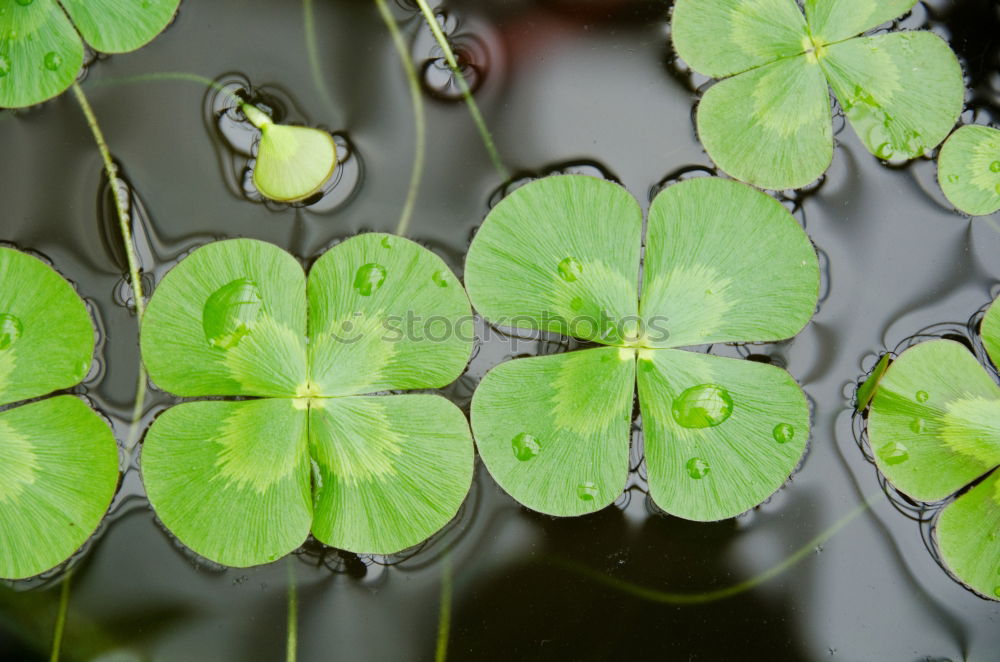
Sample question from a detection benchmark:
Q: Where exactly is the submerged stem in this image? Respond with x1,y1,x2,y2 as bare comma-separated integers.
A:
48,572,71,662
85,71,243,106
286,559,298,662
303,0,338,118
71,83,149,449
375,0,426,237
412,0,509,179
435,555,453,662
557,493,880,605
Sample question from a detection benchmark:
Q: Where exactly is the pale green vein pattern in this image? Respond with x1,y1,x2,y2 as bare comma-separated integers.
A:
140,235,475,564
467,175,817,520
0,247,118,580
868,340,1000,501
0,0,180,108
471,347,635,517
672,0,963,189
938,125,1000,217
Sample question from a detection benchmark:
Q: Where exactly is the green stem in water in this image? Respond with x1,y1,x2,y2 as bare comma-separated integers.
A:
303,0,338,118
375,0,426,237
286,559,298,662
556,492,880,605
71,82,149,451
85,71,244,106
435,555,453,662
49,571,71,662
412,0,509,179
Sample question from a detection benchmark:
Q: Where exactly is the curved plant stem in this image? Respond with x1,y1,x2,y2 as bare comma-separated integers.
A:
435,555,453,662
286,559,298,662
375,0,426,238
303,0,338,117
412,0,509,179
556,492,880,605
48,571,71,662
86,71,243,106
71,82,149,451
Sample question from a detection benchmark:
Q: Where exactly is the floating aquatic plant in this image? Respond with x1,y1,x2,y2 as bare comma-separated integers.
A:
0,0,181,108
937,125,1000,216
465,175,819,519
239,102,338,203
863,298,1000,601
671,0,965,190
0,247,119,580
139,234,475,567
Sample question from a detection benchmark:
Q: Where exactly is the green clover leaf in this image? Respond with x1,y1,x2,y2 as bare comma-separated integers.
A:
0,0,181,108
937,125,1000,217
465,175,819,520
0,246,119,580
139,234,475,566
672,0,964,190
866,298,1000,600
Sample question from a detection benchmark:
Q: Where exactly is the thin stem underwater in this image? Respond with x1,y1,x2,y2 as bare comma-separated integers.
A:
412,0,509,179
287,558,299,662
554,492,880,605
71,83,149,451
303,0,339,118
48,571,71,662
375,0,426,237
435,555,453,662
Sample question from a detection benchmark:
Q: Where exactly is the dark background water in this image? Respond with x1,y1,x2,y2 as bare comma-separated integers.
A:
2,0,1000,660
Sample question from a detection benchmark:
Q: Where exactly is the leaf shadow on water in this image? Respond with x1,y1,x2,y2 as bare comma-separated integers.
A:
443,495,823,661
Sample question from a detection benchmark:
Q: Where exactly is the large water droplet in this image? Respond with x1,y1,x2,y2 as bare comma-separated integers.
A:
431,270,449,288
686,457,710,479
671,384,734,429
773,423,795,444
915,390,929,403
879,441,909,465
43,51,62,71
990,161,1000,173
557,256,583,282
511,433,540,461
577,481,598,501
202,278,263,350
909,418,926,434
0,314,23,350
354,263,386,296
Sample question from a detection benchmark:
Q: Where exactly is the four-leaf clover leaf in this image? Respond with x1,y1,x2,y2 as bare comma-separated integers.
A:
139,234,475,567
866,298,1000,601
464,175,819,519
0,0,181,108
0,246,119,580
672,0,965,190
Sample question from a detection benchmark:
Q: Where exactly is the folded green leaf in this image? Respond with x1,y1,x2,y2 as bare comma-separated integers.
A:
937,125,1000,217
0,0,180,108
140,234,475,564
467,175,818,519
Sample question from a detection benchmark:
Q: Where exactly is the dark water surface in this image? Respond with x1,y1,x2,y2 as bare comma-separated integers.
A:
2,0,1000,660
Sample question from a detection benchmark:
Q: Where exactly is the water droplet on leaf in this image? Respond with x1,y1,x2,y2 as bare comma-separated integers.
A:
577,481,598,501
511,433,540,461
685,457,710,479
202,278,263,350
909,418,926,434
43,51,62,71
879,441,909,465
353,263,386,296
875,142,895,159
569,296,584,311
0,314,23,349
773,423,795,444
15,0,33,5
947,174,959,184
671,384,734,429
991,161,1000,173
557,256,583,282
915,390,929,403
